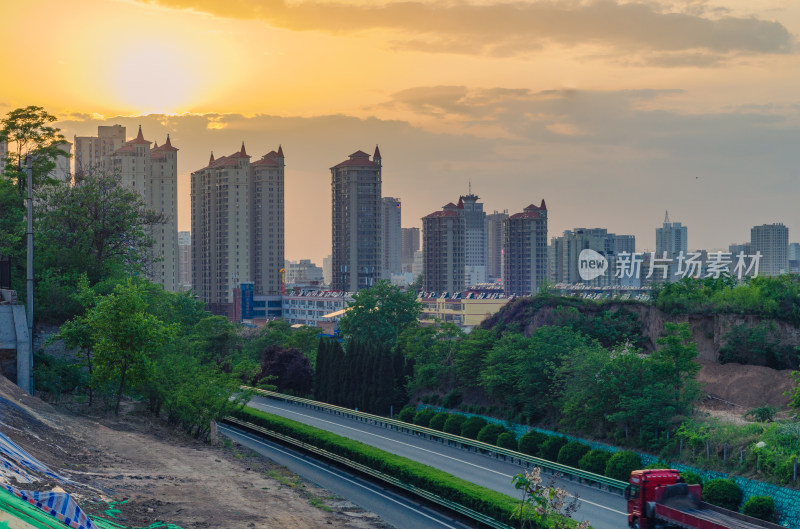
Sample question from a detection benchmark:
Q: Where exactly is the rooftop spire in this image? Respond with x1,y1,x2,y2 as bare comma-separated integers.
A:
240,141,247,156
664,210,670,224
277,144,284,157
165,134,172,147
540,198,547,210
209,151,215,164
136,124,144,141
153,140,158,148
373,144,381,160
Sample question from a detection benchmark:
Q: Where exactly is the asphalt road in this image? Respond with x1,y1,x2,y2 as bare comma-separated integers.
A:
219,423,476,529
246,396,628,529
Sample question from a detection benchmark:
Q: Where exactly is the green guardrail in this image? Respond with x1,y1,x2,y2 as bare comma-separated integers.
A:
223,415,516,529
241,386,627,492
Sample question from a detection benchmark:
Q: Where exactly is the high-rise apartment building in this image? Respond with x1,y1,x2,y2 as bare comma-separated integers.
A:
503,201,548,296
191,144,284,317
178,231,191,290
460,193,488,287
549,228,635,285
750,223,788,276
331,147,382,292
422,202,465,293
655,211,688,282
108,127,179,291
73,125,126,178
487,210,508,282
381,197,402,278
401,227,420,273
0,140,7,175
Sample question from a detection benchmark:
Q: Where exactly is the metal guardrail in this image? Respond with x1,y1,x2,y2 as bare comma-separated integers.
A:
223,415,516,529
241,386,628,492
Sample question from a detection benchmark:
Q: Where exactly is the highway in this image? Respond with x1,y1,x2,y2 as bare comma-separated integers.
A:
245,395,627,529
219,423,475,529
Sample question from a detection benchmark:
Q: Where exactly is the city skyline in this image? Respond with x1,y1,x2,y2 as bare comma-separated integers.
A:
3,1,800,263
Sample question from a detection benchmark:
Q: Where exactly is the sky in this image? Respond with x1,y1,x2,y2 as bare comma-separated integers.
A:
2,0,800,263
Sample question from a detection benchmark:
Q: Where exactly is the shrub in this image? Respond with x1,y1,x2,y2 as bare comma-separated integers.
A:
397,406,416,423
557,441,590,467
443,415,467,435
518,431,548,456
497,432,518,451
477,423,507,445
745,405,777,423
578,449,612,475
702,479,742,511
680,471,703,486
742,496,775,521
412,408,436,428
604,451,642,481
442,390,462,409
461,417,488,439
538,436,568,461
428,412,450,431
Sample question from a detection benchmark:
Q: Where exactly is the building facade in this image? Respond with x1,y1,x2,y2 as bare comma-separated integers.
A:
655,211,688,282
422,202,465,293
487,210,508,282
330,147,382,291
550,228,635,286
178,231,191,290
751,223,789,276
381,197,402,278
191,144,284,317
460,194,488,287
401,227,420,273
417,291,511,330
503,201,548,296
73,124,126,178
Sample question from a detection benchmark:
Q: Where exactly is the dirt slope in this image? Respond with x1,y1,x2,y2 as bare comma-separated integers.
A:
0,376,388,529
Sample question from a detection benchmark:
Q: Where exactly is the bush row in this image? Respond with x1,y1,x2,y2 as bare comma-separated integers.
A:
231,407,535,528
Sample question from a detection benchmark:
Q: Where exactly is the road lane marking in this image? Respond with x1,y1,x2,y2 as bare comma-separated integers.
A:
219,425,462,529
249,399,626,516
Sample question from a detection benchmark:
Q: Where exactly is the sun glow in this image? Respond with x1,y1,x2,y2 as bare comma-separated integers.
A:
108,39,204,114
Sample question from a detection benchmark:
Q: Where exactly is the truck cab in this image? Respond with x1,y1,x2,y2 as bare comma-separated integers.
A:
625,469,698,529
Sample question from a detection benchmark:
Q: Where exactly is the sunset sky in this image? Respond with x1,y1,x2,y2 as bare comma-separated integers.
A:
2,0,799,263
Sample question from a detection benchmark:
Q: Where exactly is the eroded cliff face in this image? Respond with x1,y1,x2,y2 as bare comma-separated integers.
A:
517,301,800,364
491,299,799,408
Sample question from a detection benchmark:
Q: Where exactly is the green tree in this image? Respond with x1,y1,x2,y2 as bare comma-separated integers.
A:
652,322,702,416
35,170,165,286
85,280,176,414
338,281,421,346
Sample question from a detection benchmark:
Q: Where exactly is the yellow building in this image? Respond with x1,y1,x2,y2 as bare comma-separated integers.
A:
418,292,511,329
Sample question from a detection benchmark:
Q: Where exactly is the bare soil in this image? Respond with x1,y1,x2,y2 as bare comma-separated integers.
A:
0,376,390,529
696,359,795,411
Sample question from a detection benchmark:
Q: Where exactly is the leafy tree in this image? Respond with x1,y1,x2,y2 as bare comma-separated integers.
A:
428,412,449,431
85,280,176,414
443,414,467,435
454,328,494,389
497,432,518,451
477,423,507,445
604,451,642,481
401,321,463,392
461,416,488,439
338,280,421,346
518,431,547,456
35,170,165,286
702,479,742,511
742,496,775,521
577,450,612,475
255,345,313,395
652,322,702,416
557,441,590,467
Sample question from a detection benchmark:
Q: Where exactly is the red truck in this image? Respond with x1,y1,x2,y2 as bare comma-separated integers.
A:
624,469,785,529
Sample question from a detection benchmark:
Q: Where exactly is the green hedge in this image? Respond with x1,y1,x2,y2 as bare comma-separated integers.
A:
477,423,507,445
604,451,642,482
742,496,775,521
397,406,416,422
578,449,611,475
443,414,467,435
518,431,548,456
497,432,518,451
230,408,531,527
461,417,488,439
428,412,450,431
557,442,590,467
703,479,742,511
413,408,436,427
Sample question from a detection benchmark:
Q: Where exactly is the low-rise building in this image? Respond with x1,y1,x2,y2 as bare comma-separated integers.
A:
417,291,511,330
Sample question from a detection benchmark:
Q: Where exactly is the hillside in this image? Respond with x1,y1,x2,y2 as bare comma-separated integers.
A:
482,296,797,409
0,376,387,529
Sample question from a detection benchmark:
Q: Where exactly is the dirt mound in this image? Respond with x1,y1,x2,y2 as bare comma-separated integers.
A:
0,377,389,529
697,360,795,409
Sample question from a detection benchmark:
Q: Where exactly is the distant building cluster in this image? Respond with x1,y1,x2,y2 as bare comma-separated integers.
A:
22,123,797,330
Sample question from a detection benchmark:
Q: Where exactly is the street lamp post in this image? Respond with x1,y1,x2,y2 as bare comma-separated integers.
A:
25,156,34,394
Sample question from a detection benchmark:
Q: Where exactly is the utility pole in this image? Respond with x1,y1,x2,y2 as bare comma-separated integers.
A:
25,156,34,394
